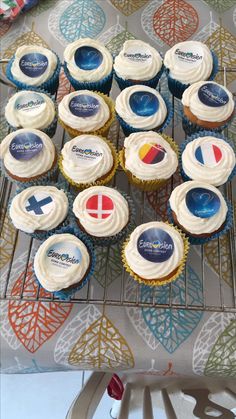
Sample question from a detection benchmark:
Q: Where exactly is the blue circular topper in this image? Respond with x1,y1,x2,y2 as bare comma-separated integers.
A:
19,53,48,78
69,94,100,118
137,227,174,263
129,91,159,117
74,46,103,70
9,133,43,161
198,83,229,107
186,187,221,218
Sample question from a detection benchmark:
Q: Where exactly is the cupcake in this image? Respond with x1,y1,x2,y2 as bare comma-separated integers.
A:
115,85,172,136
180,132,236,186
164,41,218,99
119,131,178,191
6,45,60,94
114,39,163,90
33,231,95,299
9,184,71,239
122,221,189,286
59,134,118,189
72,185,134,245
169,181,232,244
5,90,57,137
63,38,113,95
182,81,235,135
58,90,114,137
0,128,57,184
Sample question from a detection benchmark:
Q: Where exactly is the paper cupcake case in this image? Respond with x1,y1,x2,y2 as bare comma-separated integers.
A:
166,50,218,100
33,225,96,300
63,63,113,95
182,114,231,136
121,222,189,287
119,134,179,192
6,53,61,95
114,64,164,91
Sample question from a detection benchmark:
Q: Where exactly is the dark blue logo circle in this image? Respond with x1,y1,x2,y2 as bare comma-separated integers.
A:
9,133,43,160
186,187,221,218
74,46,103,70
69,94,100,118
19,53,48,78
129,91,159,117
198,83,229,107
137,228,174,263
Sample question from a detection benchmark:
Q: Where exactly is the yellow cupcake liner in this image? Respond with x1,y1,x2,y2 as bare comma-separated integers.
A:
58,136,118,190
119,134,179,192
121,222,189,287
58,91,115,138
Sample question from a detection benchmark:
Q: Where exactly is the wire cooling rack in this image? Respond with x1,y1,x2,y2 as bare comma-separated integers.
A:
0,67,235,313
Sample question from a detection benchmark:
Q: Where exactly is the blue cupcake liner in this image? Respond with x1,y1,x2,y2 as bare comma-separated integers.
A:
182,114,231,136
63,63,113,95
166,50,218,99
114,65,164,91
117,96,173,137
179,130,236,184
33,224,96,300
167,199,233,245
6,53,61,95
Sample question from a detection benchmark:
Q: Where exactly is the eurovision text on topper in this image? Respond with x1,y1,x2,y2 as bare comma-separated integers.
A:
174,44,204,68
129,91,159,117
137,227,174,263
19,53,49,78
69,94,100,118
139,143,166,164
186,187,221,218
25,192,54,216
195,142,222,168
9,132,43,161
15,92,46,115
74,46,103,70
86,193,114,219
46,241,82,272
124,46,152,64
198,83,229,107
70,137,103,166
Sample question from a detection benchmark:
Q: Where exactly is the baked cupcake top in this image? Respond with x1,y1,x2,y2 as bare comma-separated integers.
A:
123,131,178,180
182,81,234,123
169,181,228,235
9,185,69,233
64,38,113,82
5,90,55,130
164,41,213,84
115,85,167,129
73,186,129,237
124,221,184,280
34,233,90,292
0,128,55,179
181,135,236,186
114,40,162,81
61,135,113,184
58,90,110,131
10,45,58,86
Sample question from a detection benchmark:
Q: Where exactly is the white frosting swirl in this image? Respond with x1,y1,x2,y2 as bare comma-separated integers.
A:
114,40,162,81
64,38,113,82
124,131,178,180
164,41,213,83
182,81,235,122
125,221,184,280
58,90,110,131
34,233,90,292
115,85,167,129
169,181,227,235
9,186,69,233
5,90,55,130
73,186,129,237
182,136,236,186
0,129,55,179
10,45,57,86
61,135,113,184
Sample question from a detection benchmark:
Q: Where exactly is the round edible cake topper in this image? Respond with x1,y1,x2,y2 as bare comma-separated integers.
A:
9,133,43,160
124,46,152,63
139,143,166,164
25,192,54,216
19,53,48,78
129,91,159,117
86,193,114,219
137,227,174,263
15,92,46,114
195,143,222,168
69,94,100,118
198,83,229,107
174,44,203,68
186,187,221,218
70,138,103,166
74,46,103,70
46,241,82,272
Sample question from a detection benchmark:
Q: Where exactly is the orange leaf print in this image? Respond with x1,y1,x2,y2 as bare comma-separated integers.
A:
9,264,73,353
56,68,73,104
0,20,12,37
153,0,199,46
